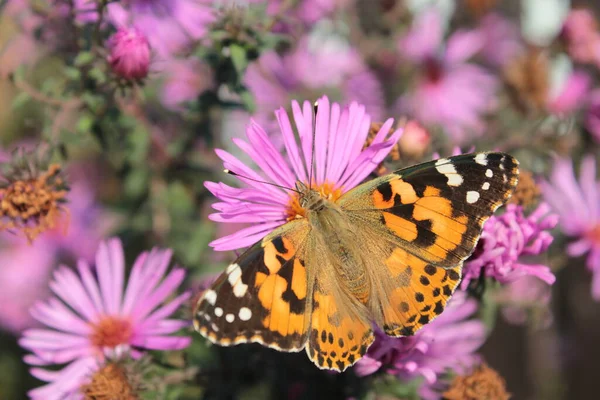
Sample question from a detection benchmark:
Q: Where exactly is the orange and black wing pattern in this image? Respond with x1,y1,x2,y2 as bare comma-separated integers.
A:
194,221,312,352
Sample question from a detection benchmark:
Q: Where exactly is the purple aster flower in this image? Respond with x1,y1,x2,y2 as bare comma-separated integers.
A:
244,36,385,131
19,238,191,399
355,291,486,400
107,27,151,80
106,0,216,57
497,275,553,327
205,95,401,251
462,203,558,289
541,156,600,299
395,9,498,144
476,13,522,68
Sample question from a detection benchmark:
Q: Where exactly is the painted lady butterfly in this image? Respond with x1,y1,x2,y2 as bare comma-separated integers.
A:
194,152,518,371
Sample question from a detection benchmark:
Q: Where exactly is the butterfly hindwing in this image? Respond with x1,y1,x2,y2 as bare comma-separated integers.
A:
305,276,375,372
194,221,312,351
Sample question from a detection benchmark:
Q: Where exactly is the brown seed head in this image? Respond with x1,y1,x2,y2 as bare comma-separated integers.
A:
443,363,511,400
81,363,139,400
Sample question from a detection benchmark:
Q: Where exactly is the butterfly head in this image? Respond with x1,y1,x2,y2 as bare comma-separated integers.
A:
295,181,327,213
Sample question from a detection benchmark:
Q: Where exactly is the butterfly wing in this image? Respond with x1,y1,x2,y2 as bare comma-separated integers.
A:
194,220,313,351
338,152,519,336
304,235,375,371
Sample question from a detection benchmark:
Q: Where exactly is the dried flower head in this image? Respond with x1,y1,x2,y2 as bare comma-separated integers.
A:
364,122,401,175
0,150,68,242
443,363,511,400
465,0,499,18
503,47,549,114
508,170,541,208
81,362,140,400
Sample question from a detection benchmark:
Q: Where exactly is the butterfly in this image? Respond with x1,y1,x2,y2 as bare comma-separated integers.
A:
194,152,519,372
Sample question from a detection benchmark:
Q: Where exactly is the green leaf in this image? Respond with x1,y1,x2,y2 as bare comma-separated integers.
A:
124,168,150,198
11,92,30,109
127,126,150,164
63,66,81,81
88,66,107,84
76,113,94,134
229,44,248,75
73,51,95,67
240,89,255,113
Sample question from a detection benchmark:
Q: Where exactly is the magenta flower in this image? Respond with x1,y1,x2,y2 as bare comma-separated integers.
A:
106,0,215,57
19,238,191,399
205,96,401,251
244,36,385,130
107,27,151,80
355,291,486,399
541,156,600,299
462,203,558,289
396,9,498,143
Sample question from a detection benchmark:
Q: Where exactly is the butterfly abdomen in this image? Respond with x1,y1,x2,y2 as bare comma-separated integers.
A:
308,203,371,304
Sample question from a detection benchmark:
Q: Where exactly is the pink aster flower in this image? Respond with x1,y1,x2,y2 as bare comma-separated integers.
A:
19,238,191,399
355,292,486,400
548,70,591,115
396,9,498,143
244,36,385,131
205,95,401,251
541,156,600,299
560,9,600,66
107,27,151,80
462,203,558,289
106,0,216,57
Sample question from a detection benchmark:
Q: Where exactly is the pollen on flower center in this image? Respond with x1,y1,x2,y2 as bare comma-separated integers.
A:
286,182,342,220
90,317,133,349
0,163,68,242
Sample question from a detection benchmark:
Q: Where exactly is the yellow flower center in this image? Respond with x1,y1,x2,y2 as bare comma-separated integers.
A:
286,182,343,221
90,316,133,350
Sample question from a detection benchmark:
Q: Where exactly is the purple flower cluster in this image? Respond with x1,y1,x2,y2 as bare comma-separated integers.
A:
355,292,486,399
462,203,558,289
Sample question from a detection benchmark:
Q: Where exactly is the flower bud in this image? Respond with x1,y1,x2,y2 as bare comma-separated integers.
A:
107,27,151,80
397,120,431,159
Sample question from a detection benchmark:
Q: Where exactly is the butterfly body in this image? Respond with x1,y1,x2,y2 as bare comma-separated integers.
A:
195,152,519,372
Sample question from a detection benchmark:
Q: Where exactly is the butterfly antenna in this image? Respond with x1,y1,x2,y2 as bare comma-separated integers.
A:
308,100,318,190
224,170,300,194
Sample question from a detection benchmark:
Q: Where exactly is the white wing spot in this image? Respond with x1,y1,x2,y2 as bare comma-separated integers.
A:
211,323,219,332
482,182,490,190
435,159,463,187
466,191,480,204
485,169,493,178
226,263,248,298
225,313,235,323
239,307,252,321
204,290,217,306
475,153,488,166
214,307,223,317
